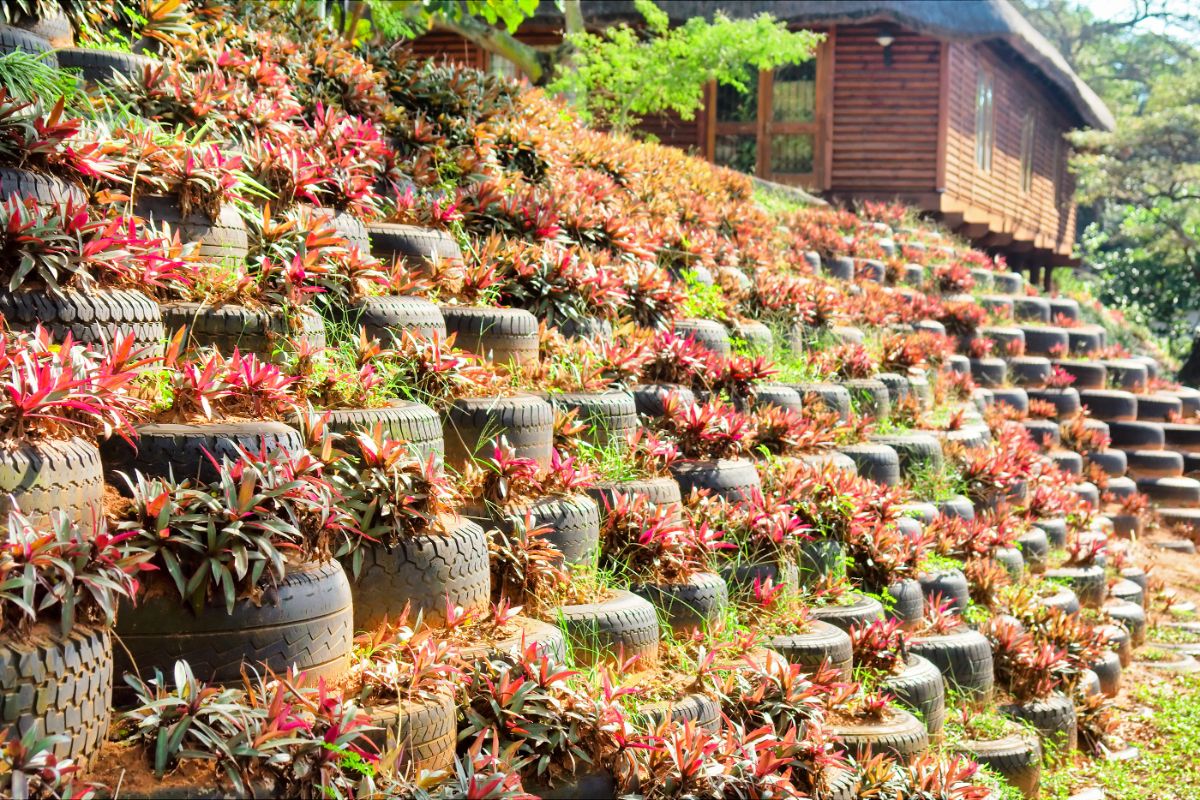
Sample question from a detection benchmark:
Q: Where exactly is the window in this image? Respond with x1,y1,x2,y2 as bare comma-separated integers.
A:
975,71,995,172
1020,111,1037,193
489,55,520,79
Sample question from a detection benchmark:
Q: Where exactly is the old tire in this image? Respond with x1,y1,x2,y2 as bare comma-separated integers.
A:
342,517,490,631
587,477,682,517
836,443,901,486
365,692,456,776
809,593,884,633
919,569,971,614
342,295,446,343
160,302,324,358
843,378,891,419
310,401,444,461
55,47,158,83
881,654,946,735
831,709,928,760
367,223,462,272
630,572,728,633
767,620,853,679
0,436,103,534
957,734,1041,799
669,458,761,502
0,288,164,355
673,318,730,356
868,433,943,477
909,627,995,699
632,383,695,418
134,194,248,261
1002,693,1077,751
551,589,660,668
1079,389,1138,422
442,393,553,469
883,578,925,628
440,305,538,366
1044,565,1106,609
0,166,85,205
549,390,638,447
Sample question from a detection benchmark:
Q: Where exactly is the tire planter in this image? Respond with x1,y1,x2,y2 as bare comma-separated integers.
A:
956,734,1041,799
881,655,946,735
836,443,901,486
882,578,925,629
909,627,995,699
440,305,538,366
831,709,928,759
1163,422,1200,452
101,420,305,488
739,382,803,414
843,378,891,419
1126,449,1184,479
550,589,660,667
367,223,462,273
365,692,456,777
1002,693,1077,751
0,166,86,205
766,620,853,679
1020,325,1070,356
134,195,248,261
936,495,975,521
587,476,682,518
1054,359,1106,390
115,560,353,689
342,517,490,631
522,768,618,800
1036,517,1068,548
969,357,1007,388
1013,297,1051,323
631,382,695,418
867,433,943,477
990,387,1029,414
994,272,1025,294
642,692,721,734
549,390,638,447
1044,565,1106,609
1048,449,1083,477
1025,387,1081,419
558,315,613,343
1104,600,1146,646
876,372,911,404
55,47,158,83
669,457,761,502
788,382,853,421
1137,393,1183,422
342,295,446,343
0,288,164,356
0,436,103,533
720,559,799,594
455,616,567,664
1090,649,1122,697
1038,585,1081,616
442,393,553,470
631,572,728,632
798,538,845,584
1049,298,1081,321
809,593,884,633
1015,527,1049,573
1086,448,1127,477
994,546,1025,580
919,569,970,614
1078,389,1138,422
1100,623,1132,667
510,494,602,567
1,626,111,766
672,318,730,356
1137,476,1200,506
730,319,773,352
311,401,444,462
160,302,325,358
1068,326,1106,357
1104,359,1148,391
1008,356,1052,387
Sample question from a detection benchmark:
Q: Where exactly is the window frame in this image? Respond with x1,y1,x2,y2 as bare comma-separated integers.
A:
1019,110,1037,193
975,70,995,173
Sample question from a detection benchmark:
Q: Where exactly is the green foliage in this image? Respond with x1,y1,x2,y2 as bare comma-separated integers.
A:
369,0,539,38
547,0,822,131
0,52,81,108
679,270,729,321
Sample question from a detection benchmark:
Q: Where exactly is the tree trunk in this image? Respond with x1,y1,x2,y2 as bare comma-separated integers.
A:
431,14,550,82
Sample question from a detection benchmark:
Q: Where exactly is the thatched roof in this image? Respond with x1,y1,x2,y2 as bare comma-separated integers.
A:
539,0,1114,130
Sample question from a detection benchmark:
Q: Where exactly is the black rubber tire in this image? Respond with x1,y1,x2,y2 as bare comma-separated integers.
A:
558,315,614,343
1172,389,1200,417
858,259,886,283
935,494,976,521
1121,566,1149,591
956,734,1041,799
1038,585,1081,616
994,546,1026,580
365,691,456,777
17,12,71,45
551,589,660,667
919,569,971,614
867,433,943,477
309,401,444,462
909,373,933,409
788,382,853,421
1026,387,1081,419
1126,449,1183,479
549,390,638,447
798,450,858,475
767,620,853,679
519,493,602,567
442,393,554,469
1089,649,1122,698
0,166,85,206
991,387,1029,414
1100,623,1132,667
1184,452,1200,477
1023,418,1061,448
307,207,369,251
0,626,110,767
946,354,971,376
672,318,730,356
1008,356,1052,388
721,560,799,595
909,627,995,699
843,378,892,418
0,24,55,60
1013,297,1052,323
1036,517,1068,547
742,382,804,413
440,305,538,366
969,357,1007,388
1079,389,1138,422
669,457,761,502
1044,565,1107,609
0,288,164,355
1002,693,1077,752
522,769,617,800
1086,448,1127,477
454,616,567,664
1069,479,1102,507
980,325,1026,351
1138,476,1200,506
367,223,462,272
832,709,928,760
1048,448,1084,477
881,655,946,735
827,255,854,281
101,420,304,488
631,383,695,417
1021,325,1070,356
883,578,925,628
730,319,773,352
342,295,446,343
994,272,1025,294
876,372,911,404
134,194,247,261
115,560,353,688
810,593,884,633
978,295,1014,316
55,47,158,83
798,538,845,584
642,692,721,734
1016,528,1050,573
0,436,103,533
1105,600,1146,646
160,302,324,358
1104,359,1149,391
342,517,490,631
1163,422,1200,452
632,572,728,633
1049,298,1081,321
836,443,900,486
587,476,682,518
1054,359,1107,389
1072,326,1109,356
1138,393,1184,422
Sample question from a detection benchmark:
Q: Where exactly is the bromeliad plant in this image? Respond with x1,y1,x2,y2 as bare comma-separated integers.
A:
600,492,729,586
150,339,300,424
655,395,755,461
983,616,1072,704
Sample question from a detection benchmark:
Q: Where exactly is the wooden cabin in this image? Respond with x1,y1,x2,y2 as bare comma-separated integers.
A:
406,0,1114,270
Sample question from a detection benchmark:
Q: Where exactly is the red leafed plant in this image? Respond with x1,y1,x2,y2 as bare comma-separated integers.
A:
599,492,729,584
850,618,909,676
1046,365,1077,388
984,616,1071,703
656,395,755,461
158,342,299,423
